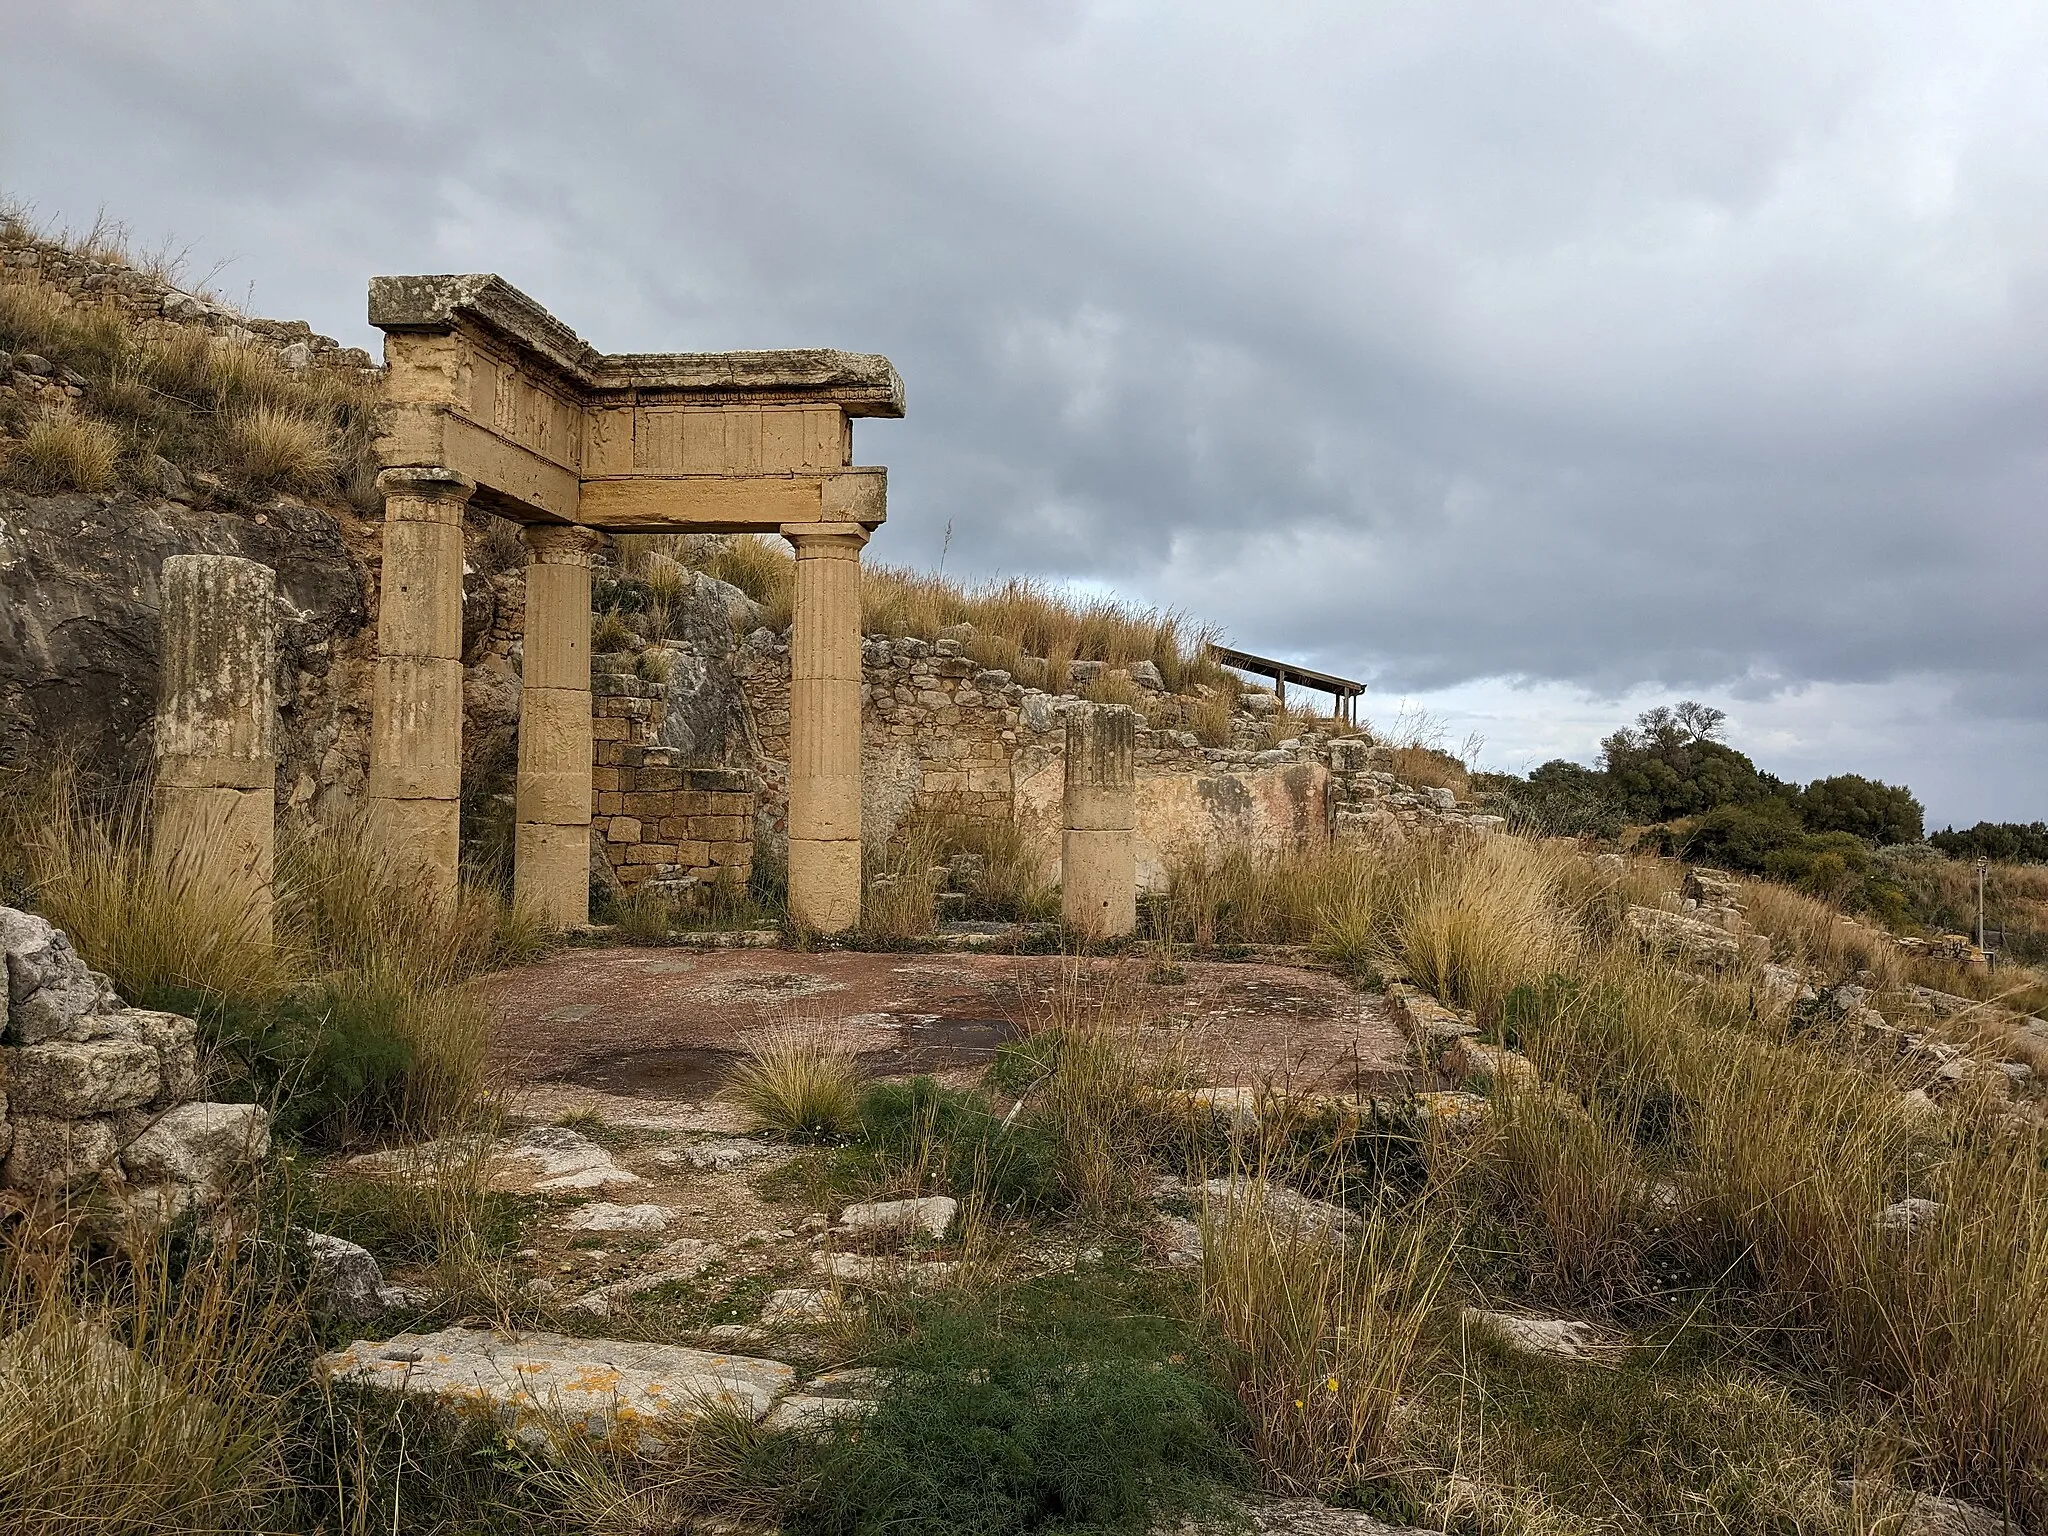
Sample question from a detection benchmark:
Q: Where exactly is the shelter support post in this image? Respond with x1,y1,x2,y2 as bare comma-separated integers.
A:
1062,702,1137,939
783,522,868,933
516,524,606,927
368,466,473,907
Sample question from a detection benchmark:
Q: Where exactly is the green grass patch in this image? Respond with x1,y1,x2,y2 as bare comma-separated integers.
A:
849,1077,1063,1214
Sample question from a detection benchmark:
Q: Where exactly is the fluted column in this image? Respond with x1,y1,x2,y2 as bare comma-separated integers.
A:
515,524,606,927
369,466,473,906
1063,702,1137,939
781,522,867,933
153,553,277,944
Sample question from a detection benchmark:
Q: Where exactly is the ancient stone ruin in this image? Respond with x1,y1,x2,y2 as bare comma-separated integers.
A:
367,274,900,933
0,906,268,1225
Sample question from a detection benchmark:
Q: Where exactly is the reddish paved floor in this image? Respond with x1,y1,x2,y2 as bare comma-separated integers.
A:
478,946,1412,1102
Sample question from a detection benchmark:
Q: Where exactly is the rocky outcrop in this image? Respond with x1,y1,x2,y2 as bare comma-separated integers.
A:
0,906,268,1220
0,488,373,807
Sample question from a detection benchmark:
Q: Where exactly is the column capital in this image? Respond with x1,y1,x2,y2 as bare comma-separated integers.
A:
375,466,476,502
780,522,870,555
522,523,609,566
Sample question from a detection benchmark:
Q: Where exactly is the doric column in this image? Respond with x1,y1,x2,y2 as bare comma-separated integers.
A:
515,523,606,927
1063,702,1137,939
153,554,277,943
781,522,868,933
369,466,473,906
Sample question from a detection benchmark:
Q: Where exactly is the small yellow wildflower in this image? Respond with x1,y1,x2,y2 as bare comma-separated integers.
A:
1326,1377,1339,1392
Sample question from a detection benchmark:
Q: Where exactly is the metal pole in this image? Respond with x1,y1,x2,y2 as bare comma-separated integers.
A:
1977,858,1987,953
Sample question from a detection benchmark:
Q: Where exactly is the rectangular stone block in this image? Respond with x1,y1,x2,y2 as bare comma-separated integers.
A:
597,792,623,815
524,559,593,693
623,792,676,817
4,1041,162,1116
514,821,590,928
516,686,593,828
3,1114,121,1194
593,716,629,742
788,838,860,933
370,795,460,904
596,742,625,767
687,815,745,842
368,656,463,801
606,816,640,843
637,768,683,793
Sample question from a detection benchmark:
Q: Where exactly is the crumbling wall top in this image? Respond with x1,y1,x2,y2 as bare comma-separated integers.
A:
368,273,903,416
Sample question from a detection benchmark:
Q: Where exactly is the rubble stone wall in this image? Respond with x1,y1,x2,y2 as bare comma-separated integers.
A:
0,906,268,1224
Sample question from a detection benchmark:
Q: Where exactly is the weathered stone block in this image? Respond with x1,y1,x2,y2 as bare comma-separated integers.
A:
606,816,640,843
119,1102,270,1192
6,1040,163,1115
4,1114,121,1192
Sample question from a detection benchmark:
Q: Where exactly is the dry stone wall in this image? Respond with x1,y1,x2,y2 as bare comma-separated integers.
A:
0,906,268,1225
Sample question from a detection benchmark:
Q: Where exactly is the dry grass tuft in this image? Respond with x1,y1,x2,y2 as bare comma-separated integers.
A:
222,403,336,492
2,410,122,493
727,1029,864,1140
1199,1175,1447,1495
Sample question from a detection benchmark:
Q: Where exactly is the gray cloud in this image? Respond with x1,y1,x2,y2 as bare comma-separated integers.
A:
4,0,2043,822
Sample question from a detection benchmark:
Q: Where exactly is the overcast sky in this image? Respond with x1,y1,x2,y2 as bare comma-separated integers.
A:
5,2,2044,825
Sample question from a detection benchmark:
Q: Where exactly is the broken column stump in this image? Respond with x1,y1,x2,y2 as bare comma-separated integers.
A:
153,553,277,943
1062,702,1136,939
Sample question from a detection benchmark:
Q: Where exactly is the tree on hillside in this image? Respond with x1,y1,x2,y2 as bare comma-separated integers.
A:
1600,700,1784,822
1798,774,1924,845
1930,822,2048,864
1495,759,1626,838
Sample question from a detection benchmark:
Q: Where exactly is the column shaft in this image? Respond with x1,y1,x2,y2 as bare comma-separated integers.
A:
369,467,473,905
154,554,277,943
1062,702,1137,939
515,525,605,926
782,523,867,932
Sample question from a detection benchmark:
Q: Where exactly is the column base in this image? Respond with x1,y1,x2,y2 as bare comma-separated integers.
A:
515,821,592,929
788,838,861,933
1062,826,1136,939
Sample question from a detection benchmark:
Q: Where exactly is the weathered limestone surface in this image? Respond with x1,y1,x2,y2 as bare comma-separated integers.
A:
320,1326,797,1446
153,553,277,940
0,906,268,1211
1062,703,1136,938
784,526,866,931
515,524,605,925
368,467,474,905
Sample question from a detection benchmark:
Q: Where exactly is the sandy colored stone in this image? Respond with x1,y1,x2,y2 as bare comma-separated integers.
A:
319,1326,796,1446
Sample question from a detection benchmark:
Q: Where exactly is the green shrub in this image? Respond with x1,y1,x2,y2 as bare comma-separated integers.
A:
769,1272,1245,1536
854,1077,1060,1213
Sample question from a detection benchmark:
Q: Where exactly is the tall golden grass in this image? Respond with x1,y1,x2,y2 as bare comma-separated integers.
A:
1199,1175,1448,1495
1160,828,2048,1516
0,1210,305,1533
3,769,546,1135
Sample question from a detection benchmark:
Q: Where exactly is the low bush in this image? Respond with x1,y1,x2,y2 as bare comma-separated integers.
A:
775,1270,1245,1536
854,1076,1061,1213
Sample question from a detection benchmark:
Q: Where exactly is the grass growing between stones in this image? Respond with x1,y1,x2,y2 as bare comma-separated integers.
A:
2,767,550,1142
